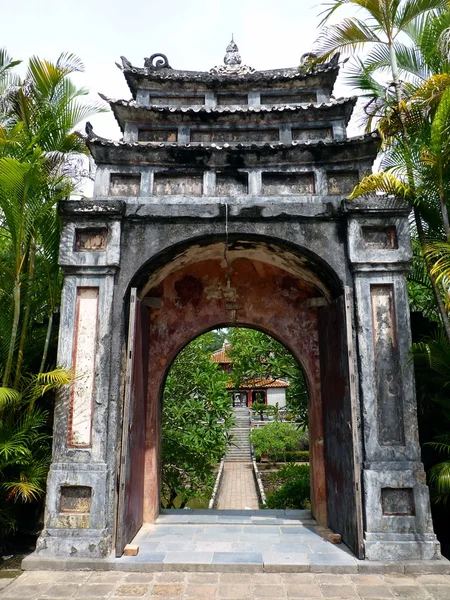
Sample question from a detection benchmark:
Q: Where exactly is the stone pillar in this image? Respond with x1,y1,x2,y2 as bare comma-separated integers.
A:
32,200,123,559
346,198,440,561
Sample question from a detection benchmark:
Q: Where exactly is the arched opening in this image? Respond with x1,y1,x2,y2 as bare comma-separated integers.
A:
116,235,363,558
160,326,310,511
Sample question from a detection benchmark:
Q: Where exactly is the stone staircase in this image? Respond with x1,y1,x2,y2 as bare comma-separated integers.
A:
225,406,252,461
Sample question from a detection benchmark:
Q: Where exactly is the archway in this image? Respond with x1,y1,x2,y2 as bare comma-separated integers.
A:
160,326,310,511
116,235,364,558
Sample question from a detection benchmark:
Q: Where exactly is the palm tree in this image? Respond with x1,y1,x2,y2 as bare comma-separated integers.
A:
0,50,105,543
315,0,449,108
314,2,450,339
0,51,104,387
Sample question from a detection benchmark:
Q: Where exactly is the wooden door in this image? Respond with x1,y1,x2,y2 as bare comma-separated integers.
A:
318,287,364,559
116,288,149,557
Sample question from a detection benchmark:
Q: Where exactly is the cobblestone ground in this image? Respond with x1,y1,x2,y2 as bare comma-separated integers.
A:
1,571,450,599
216,463,259,510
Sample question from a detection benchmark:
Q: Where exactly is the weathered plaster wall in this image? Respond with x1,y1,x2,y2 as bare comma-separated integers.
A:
267,388,286,407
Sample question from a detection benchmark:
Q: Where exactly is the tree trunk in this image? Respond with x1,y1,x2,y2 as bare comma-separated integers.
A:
14,240,36,388
2,277,21,388
39,309,54,374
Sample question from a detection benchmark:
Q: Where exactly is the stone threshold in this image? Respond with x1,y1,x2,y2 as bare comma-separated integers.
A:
22,555,450,574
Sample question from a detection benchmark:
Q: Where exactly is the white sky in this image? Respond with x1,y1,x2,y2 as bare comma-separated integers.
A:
5,0,361,140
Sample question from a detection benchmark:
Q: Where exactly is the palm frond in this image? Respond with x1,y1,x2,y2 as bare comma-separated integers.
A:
348,172,412,200
396,0,448,31
314,18,384,59
318,0,384,27
428,460,450,503
0,387,21,409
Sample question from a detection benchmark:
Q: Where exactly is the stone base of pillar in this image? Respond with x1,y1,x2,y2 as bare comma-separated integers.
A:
31,528,113,559
365,532,441,561
362,466,440,561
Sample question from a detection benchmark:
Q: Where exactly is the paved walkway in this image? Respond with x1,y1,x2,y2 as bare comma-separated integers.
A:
216,463,260,509
2,570,450,599
22,511,450,575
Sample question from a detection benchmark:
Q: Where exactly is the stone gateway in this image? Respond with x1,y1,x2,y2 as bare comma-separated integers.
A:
30,42,439,564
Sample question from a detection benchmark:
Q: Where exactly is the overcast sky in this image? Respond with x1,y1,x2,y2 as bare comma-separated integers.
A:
5,0,360,139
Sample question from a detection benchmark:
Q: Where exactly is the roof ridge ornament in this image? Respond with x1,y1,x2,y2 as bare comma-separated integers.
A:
144,53,172,70
224,35,241,65
210,37,255,76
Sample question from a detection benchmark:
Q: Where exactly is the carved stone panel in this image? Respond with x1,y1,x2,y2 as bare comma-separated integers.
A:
153,173,203,196
109,174,141,196
362,226,398,250
138,129,177,142
327,170,359,195
60,486,92,513
370,285,405,446
217,93,248,105
382,488,415,516
69,287,99,447
262,172,315,195
292,127,333,141
75,229,108,252
150,95,205,106
261,92,316,104
190,129,279,143
216,173,248,195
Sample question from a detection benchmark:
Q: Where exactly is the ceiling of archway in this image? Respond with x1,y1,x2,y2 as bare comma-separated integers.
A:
139,239,332,301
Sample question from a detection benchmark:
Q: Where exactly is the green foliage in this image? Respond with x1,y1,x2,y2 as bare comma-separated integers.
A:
251,402,281,421
314,2,450,131
250,422,303,462
264,464,311,510
0,48,103,546
410,329,450,510
0,368,72,535
284,450,310,463
427,433,450,504
0,50,105,388
228,328,308,426
162,335,234,508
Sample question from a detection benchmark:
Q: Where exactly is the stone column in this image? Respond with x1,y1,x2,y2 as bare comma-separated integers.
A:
31,200,123,559
346,198,440,561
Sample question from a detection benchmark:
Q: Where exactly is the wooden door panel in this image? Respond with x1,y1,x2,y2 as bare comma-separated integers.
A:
116,289,149,557
318,288,364,559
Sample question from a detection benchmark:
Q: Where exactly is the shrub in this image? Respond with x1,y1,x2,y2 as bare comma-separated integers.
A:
250,422,302,461
264,464,310,509
284,450,310,462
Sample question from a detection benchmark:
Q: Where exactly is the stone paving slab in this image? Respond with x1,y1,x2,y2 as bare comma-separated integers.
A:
22,510,450,576
156,509,314,524
3,570,450,599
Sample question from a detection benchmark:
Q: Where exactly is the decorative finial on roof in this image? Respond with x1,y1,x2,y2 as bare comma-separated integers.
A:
144,53,172,70
210,37,255,76
224,37,242,66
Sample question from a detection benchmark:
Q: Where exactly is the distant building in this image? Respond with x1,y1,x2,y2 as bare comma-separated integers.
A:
210,341,289,408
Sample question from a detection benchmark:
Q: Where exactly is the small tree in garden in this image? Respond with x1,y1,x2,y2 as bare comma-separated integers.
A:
250,422,302,462
161,333,234,508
